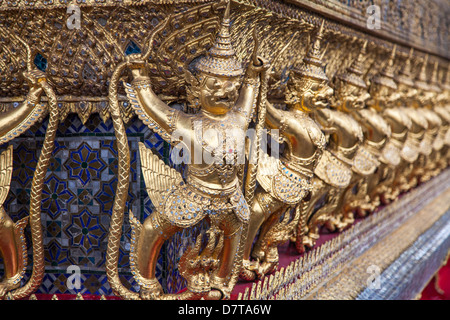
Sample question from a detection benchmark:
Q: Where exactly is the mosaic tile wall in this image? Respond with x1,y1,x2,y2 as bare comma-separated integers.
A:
0,112,205,296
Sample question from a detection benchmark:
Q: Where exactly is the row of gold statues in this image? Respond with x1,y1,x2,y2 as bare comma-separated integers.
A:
1,2,449,300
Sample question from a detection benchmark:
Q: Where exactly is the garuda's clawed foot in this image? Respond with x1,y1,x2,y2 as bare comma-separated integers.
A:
239,259,261,281
139,278,165,300
252,246,279,278
179,228,224,299
0,273,22,300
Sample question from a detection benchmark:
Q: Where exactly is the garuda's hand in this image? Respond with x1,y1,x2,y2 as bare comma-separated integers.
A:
23,69,47,89
125,54,149,80
246,56,270,79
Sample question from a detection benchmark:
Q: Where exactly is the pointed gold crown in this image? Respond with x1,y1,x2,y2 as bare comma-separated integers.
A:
428,61,442,93
414,54,430,91
395,48,415,87
372,45,397,90
336,40,367,88
292,20,328,82
194,1,243,77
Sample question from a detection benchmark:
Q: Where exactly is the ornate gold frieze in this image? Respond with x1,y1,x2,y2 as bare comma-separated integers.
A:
0,0,449,301
0,1,448,120
247,0,449,59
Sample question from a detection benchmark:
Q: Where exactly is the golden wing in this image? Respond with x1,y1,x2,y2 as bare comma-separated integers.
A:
138,142,183,213
256,151,278,194
0,145,13,206
143,2,225,99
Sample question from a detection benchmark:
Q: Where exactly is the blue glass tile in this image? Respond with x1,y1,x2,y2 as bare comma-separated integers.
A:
124,40,142,55
33,53,48,72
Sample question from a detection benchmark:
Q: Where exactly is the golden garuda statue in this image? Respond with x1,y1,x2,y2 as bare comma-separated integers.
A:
331,40,391,218
421,62,447,180
0,145,28,298
103,1,269,300
369,48,414,205
434,67,450,171
404,55,434,190
312,60,367,232
240,21,333,280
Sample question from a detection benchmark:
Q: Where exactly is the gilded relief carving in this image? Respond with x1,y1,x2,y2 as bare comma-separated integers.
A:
0,0,448,300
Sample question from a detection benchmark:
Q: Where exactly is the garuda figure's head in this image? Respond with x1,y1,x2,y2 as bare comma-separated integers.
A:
333,41,371,112
368,46,399,111
185,2,243,115
285,21,334,113
393,48,418,108
412,54,434,108
436,66,450,107
428,62,443,107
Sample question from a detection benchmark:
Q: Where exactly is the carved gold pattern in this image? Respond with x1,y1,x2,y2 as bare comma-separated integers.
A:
0,0,449,300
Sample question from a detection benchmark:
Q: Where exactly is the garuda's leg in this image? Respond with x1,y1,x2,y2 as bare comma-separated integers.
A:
209,210,245,298
375,163,396,205
352,175,376,218
0,210,20,297
241,187,284,279
296,178,328,252
332,173,365,230
392,160,412,195
408,156,424,189
136,210,181,298
366,166,383,207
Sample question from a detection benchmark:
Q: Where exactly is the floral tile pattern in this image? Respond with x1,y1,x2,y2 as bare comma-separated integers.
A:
64,142,107,186
41,174,75,219
65,208,107,254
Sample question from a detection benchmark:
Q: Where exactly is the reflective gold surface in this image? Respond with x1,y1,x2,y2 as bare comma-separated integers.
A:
0,0,448,300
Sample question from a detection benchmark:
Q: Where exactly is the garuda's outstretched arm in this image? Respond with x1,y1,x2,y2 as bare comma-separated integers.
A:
124,55,185,144
0,70,47,144
264,102,283,130
315,108,338,134
234,58,268,122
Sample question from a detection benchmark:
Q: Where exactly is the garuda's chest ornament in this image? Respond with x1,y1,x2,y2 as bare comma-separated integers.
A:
191,112,246,185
